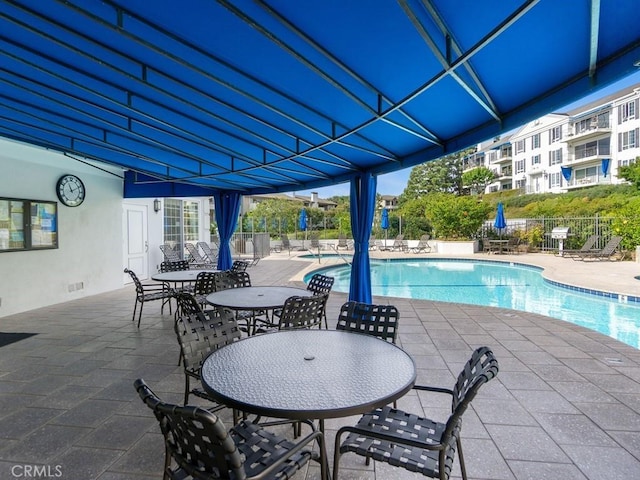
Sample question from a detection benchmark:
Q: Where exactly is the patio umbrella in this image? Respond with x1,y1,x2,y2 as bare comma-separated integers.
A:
494,202,507,239
381,208,389,247
299,209,307,247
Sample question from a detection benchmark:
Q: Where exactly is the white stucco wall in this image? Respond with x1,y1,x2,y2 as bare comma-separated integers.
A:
0,139,125,317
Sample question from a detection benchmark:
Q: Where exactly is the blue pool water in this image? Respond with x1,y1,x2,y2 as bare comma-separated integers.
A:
308,259,640,350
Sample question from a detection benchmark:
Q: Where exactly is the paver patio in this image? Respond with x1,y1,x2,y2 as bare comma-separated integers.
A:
0,251,639,479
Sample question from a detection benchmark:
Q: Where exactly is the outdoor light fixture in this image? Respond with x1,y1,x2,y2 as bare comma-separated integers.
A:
153,198,161,213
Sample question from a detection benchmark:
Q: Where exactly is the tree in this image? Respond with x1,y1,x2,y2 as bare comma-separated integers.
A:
400,148,474,202
618,158,640,189
462,167,496,195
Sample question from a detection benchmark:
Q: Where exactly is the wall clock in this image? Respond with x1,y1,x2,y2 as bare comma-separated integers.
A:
56,174,86,207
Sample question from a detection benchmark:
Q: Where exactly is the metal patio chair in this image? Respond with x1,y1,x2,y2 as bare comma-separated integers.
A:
173,293,240,405
333,346,499,480
275,293,328,331
124,268,173,328
336,301,399,343
134,378,327,480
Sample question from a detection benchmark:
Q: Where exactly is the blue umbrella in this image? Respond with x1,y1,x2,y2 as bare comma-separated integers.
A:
299,209,307,247
299,209,307,231
494,202,507,239
381,208,389,246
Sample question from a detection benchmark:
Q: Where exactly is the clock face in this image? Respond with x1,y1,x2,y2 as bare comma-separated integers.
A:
56,175,86,207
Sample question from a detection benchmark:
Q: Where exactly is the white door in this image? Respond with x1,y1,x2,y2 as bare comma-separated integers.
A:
123,204,149,282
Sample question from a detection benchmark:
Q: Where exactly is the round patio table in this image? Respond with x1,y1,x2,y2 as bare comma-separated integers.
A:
205,285,310,311
200,329,416,420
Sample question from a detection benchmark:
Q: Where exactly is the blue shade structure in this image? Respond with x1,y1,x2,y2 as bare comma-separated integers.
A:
349,173,377,304
0,1,638,199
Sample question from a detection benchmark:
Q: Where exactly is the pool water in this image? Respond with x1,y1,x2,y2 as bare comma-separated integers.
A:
309,259,640,350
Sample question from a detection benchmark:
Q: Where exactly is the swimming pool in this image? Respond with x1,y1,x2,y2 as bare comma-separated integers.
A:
307,259,640,350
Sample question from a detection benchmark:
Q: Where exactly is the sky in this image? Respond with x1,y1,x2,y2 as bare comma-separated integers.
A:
290,70,640,199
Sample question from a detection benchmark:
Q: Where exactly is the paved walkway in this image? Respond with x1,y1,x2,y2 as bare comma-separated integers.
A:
0,251,639,479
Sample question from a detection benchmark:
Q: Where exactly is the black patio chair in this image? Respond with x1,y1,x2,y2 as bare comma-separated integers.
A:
307,273,335,329
173,293,241,405
271,273,334,329
192,271,218,309
333,346,499,480
124,268,173,328
274,293,328,331
231,259,249,273
212,271,257,333
134,378,328,480
336,301,399,343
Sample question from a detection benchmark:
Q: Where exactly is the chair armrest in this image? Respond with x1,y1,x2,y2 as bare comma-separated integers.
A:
412,384,454,396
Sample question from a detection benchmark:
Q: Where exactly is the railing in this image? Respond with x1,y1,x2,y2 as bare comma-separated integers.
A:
479,216,616,252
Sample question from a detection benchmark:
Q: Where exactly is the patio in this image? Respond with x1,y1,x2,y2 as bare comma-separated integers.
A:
1,252,640,479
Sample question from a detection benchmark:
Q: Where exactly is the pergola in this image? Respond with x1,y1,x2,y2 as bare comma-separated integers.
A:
1,0,639,301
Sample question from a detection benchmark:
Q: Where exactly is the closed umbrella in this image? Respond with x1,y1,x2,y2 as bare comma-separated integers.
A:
494,202,507,239
381,208,389,248
299,209,308,248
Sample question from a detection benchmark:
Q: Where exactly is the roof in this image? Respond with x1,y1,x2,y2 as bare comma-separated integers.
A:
1,0,639,197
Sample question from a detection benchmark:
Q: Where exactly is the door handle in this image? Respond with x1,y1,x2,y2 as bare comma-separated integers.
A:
145,240,149,252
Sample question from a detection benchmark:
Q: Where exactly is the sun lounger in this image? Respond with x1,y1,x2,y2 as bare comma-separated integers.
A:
572,235,622,261
561,234,599,258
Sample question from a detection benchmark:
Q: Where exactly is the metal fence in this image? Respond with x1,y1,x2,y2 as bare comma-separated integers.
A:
479,216,616,252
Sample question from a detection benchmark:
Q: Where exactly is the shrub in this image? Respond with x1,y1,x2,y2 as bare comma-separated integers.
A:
425,194,492,240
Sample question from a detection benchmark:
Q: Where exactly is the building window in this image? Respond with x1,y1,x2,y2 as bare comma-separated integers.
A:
619,99,638,123
515,139,525,154
618,158,636,167
548,149,563,166
531,133,540,149
164,199,200,258
515,159,526,174
619,128,639,151
549,126,562,143
532,154,541,166
515,178,526,189
549,172,562,188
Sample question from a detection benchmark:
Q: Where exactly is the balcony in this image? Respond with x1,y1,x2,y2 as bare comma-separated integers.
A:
565,124,611,143
566,175,612,189
568,146,611,167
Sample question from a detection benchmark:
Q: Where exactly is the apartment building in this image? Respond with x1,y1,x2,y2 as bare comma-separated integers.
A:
464,83,640,194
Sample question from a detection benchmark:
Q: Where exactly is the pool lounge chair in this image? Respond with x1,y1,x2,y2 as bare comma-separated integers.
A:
411,234,431,253
573,235,622,261
560,234,599,258
390,234,408,252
